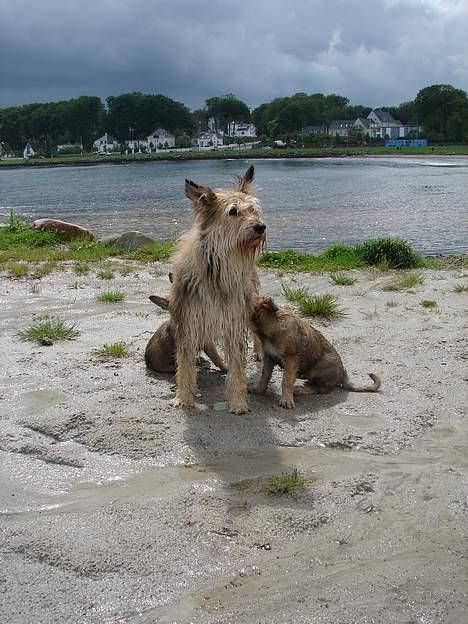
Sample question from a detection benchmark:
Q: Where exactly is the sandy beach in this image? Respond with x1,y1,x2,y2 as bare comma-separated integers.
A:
1,260,467,623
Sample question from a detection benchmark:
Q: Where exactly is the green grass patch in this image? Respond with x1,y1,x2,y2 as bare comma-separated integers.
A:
281,282,309,302
263,468,309,497
298,293,344,319
259,239,424,273
127,241,174,262
74,262,91,276
382,272,424,292
94,342,129,358
420,299,437,308
4,262,29,278
330,272,356,286
97,269,114,280
30,262,57,279
355,238,425,269
18,318,79,344
96,291,125,303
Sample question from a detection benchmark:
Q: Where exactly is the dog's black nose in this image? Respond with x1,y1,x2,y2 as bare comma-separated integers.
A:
254,223,266,234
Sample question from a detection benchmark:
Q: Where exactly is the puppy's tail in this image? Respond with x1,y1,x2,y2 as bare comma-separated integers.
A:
342,372,381,392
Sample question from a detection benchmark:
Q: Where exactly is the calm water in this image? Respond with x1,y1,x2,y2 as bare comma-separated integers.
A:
1,157,467,254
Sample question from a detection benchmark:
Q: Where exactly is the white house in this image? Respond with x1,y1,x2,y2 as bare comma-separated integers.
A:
23,142,35,159
192,131,224,149
93,133,119,154
147,128,175,150
227,121,257,138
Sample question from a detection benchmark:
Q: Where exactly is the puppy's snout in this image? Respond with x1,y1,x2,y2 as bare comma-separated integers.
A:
253,223,266,234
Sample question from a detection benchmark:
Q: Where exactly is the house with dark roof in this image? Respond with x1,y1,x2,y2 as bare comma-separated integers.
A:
353,118,371,134
328,120,355,137
0,142,16,159
302,124,327,136
147,128,175,149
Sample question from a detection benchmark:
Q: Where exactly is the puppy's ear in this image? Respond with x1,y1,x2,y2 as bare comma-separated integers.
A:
263,297,279,313
236,165,254,193
149,295,169,310
168,272,174,284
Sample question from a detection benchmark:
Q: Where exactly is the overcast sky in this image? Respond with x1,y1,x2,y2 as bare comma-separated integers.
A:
1,0,467,111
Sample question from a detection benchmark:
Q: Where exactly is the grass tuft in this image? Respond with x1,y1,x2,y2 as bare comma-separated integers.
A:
96,291,125,303
420,299,437,308
355,238,425,269
18,318,79,344
5,262,29,278
94,342,129,358
281,282,309,302
298,293,344,319
30,262,57,279
263,468,309,497
382,272,424,292
97,269,114,280
330,272,356,286
74,262,90,276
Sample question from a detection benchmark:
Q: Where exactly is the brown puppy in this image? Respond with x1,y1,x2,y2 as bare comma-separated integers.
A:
145,294,227,374
249,296,381,408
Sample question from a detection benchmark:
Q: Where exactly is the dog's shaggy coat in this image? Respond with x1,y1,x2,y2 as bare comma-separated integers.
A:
169,165,265,414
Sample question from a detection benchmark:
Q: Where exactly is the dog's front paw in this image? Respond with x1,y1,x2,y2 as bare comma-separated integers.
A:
171,396,195,409
248,384,265,395
229,401,250,415
278,396,295,409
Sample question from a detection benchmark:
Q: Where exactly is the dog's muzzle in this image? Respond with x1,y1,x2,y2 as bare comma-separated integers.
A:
253,223,266,235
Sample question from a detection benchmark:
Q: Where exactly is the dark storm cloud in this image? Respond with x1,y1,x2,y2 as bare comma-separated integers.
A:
0,0,467,109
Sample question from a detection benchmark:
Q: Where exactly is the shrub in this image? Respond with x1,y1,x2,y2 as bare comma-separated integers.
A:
355,238,424,269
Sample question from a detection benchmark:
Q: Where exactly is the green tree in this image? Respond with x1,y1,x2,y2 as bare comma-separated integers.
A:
205,94,251,131
415,84,468,135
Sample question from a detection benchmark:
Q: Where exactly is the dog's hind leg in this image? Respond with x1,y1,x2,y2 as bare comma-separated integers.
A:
252,333,263,361
172,344,197,408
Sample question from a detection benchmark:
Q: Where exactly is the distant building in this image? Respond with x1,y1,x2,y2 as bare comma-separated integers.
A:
302,125,327,136
329,120,355,137
93,133,119,154
147,128,175,150
353,118,371,134
0,142,15,159
23,142,35,159
227,121,257,138
192,131,224,149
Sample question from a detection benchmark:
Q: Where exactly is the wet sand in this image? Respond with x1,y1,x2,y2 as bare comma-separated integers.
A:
1,261,467,623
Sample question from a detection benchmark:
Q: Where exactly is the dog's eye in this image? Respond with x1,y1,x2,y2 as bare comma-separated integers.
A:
228,206,238,216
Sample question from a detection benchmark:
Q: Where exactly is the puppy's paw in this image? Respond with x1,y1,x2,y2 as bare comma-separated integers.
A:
229,401,250,415
279,396,295,409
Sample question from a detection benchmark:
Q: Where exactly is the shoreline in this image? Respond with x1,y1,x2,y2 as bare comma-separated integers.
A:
1,148,468,170
1,261,466,624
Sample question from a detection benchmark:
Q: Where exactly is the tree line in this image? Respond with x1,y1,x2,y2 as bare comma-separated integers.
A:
0,84,467,153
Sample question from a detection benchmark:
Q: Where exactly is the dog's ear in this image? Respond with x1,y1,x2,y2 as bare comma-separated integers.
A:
149,295,169,310
185,179,216,207
168,272,174,284
236,165,254,193
263,297,279,313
